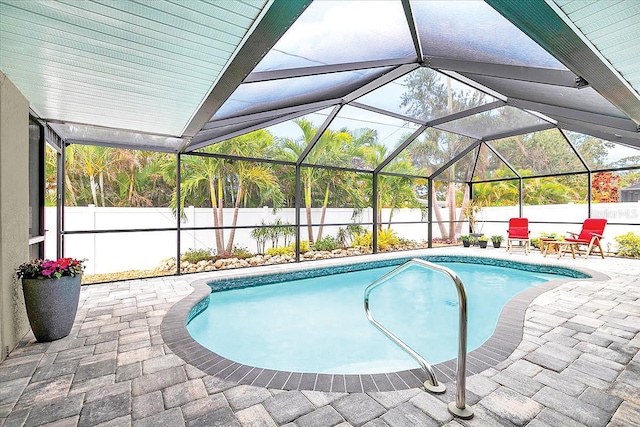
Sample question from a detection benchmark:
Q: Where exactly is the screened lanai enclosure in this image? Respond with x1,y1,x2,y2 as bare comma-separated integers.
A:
2,0,640,279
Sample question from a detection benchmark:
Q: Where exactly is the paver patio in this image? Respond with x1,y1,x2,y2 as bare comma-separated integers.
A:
1,248,639,427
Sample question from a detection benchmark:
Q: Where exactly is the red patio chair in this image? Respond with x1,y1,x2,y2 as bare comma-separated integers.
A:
564,218,607,259
507,218,530,255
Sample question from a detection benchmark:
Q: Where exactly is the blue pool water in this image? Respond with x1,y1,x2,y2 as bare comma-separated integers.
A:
187,262,562,374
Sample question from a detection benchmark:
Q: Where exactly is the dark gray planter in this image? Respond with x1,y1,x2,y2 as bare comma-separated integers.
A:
22,275,81,342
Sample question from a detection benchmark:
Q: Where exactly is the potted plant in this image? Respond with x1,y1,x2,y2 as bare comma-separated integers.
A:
460,235,473,247
478,235,489,248
491,235,504,248
16,258,85,342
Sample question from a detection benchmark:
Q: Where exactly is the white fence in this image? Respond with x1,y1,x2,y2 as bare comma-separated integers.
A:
45,202,640,274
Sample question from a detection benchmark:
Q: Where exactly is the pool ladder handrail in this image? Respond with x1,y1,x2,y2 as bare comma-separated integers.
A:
364,258,474,420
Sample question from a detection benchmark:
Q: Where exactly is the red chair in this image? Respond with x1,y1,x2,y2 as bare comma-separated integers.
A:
507,218,530,255
565,218,607,259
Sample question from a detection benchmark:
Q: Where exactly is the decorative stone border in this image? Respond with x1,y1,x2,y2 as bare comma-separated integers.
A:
161,256,608,393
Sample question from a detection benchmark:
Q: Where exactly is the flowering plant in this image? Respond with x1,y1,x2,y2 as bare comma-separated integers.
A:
16,258,85,280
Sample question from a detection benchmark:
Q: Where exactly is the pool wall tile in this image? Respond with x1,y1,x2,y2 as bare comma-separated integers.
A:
252,369,278,388
331,375,346,393
315,374,333,391
360,375,377,392
226,365,252,383
267,371,291,389
298,373,317,390
284,372,302,390
239,368,261,385
161,254,607,393
387,372,408,390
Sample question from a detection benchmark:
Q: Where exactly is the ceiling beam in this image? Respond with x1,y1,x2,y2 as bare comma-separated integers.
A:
342,64,419,104
485,0,640,125
438,70,508,102
484,142,521,178
244,58,415,83
375,125,428,173
428,57,583,88
181,0,313,137
481,123,556,142
401,0,424,63
349,101,425,125
200,99,340,130
507,98,638,133
553,117,640,149
297,105,342,165
430,140,482,179
186,108,321,152
65,139,178,153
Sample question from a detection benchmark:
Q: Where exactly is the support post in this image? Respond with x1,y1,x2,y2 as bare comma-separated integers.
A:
176,153,181,275
295,165,301,262
427,177,433,248
468,182,474,233
587,171,592,218
372,171,378,254
58,143,66,258
518,178,523,217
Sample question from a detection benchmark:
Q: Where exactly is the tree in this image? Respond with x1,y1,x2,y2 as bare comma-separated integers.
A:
400,68,488,239
362,144,422,230
280,119,359,243
178,130,284,255
70,144,114,206
592,171,621,203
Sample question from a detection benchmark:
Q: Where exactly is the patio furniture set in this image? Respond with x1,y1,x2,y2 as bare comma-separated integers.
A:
506,218,607,259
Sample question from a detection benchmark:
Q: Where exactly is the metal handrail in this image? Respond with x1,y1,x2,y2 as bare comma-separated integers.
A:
363,258,474,419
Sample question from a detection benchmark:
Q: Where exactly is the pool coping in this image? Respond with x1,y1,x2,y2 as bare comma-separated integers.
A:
160,253,609,393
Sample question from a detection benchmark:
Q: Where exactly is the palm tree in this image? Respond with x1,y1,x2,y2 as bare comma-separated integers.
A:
69,144,114,206
179,153,226,254
363,143,421,230
178,130,284,255
280,119,357,243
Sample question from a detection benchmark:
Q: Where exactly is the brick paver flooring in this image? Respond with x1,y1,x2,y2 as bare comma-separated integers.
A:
1,248,638,426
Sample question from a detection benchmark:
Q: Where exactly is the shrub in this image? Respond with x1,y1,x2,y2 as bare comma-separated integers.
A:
265,241,310,257
250,225,269,254
181,248,216,264
531,237,541,249
231,245,253,259
314,236,341,251
478,235,489,242
615,232,640,258
337,224,365,247
490,235,503,243
398,237,418,246
352,231,372,248
266,246,292,256
352,229,400,251
378,229,400,250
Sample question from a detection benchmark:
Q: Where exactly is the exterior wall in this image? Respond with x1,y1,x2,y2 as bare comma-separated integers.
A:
0,72,30,361
46,202,640,275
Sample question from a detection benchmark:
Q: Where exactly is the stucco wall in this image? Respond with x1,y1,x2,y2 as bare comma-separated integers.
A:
0,72,30,361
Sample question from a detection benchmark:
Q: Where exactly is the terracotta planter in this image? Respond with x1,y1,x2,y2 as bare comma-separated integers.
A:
22,275,82,342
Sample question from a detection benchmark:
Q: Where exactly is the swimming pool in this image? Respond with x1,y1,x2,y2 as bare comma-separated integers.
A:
186,257,586,375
